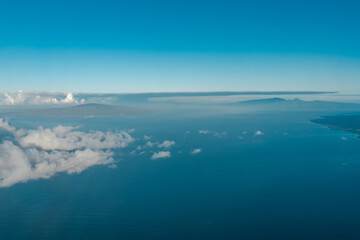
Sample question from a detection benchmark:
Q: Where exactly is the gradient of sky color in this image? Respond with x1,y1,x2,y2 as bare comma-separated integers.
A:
1,0,359,93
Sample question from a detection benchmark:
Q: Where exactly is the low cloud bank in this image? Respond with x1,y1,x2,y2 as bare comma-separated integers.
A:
0,119,133,187
0,91,84,105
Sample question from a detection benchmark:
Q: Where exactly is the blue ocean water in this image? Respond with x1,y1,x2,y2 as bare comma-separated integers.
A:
1,110,360,239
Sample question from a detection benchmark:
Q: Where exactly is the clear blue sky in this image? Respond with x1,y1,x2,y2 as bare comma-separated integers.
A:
1,0,359,93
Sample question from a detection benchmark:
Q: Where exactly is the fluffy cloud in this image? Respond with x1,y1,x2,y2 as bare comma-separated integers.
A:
255,130,264,136
0,119,133,187
0,118,16,132
151,151,171,160
18,125,133,150
158,140,175,148
0,91,84,105
191,148,202,155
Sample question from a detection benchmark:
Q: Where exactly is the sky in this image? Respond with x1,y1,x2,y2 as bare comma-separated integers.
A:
0,0,359,93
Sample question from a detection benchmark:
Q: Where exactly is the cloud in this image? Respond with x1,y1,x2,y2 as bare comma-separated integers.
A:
18,125,133,150
146,141,155,147
191,148,202,155
0,91,84,106
255,130,264,136
214,131,227,138
0,118,16,132
158,140,175,148
151,151,171,160
198,130,209,134
0,119,133,187
144,135,151,140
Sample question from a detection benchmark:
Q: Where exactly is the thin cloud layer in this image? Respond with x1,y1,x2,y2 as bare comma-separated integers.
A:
0,119,133,187
0,91,84,105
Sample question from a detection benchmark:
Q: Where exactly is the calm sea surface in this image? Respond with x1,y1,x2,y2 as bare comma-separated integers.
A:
1,110,360,239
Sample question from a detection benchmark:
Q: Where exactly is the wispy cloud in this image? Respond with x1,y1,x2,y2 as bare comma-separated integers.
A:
146,141,155,147
158,140,175,148
0,119,133,187
198,129,209,134
144,135,151,140
191,148,202,155
214,131,227,138
151,151,171,160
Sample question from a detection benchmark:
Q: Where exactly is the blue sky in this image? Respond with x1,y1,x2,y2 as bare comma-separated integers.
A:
1,0,359,93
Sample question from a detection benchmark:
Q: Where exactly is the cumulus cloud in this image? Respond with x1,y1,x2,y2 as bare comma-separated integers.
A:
0,119,133,187
151,151,171,160
0,118,16,132
18,125,133,150
158,140,175,148
255,130,264,136
0,91,84,106
191,148,202,155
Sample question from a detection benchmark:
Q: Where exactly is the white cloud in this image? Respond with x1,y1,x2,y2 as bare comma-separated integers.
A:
0,141,113,187
191,148,202,155
214,131,227,138
151,151,171,160
0,91,84,106
198,130,209,134
144,135,151,140
158,140,175,148
255,130,264,136
0,119,133,187
0,118,16,132
18,125,133,150
146,141,155,147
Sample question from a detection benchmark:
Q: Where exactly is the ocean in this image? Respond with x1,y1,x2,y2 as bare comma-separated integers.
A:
1,107,360,239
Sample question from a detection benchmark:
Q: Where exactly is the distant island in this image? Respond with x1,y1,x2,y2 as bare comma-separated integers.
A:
233,98,360,111
313,115,360,136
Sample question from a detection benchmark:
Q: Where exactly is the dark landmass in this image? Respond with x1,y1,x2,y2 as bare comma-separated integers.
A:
234,98,360,111
2,103,148,118
312,115,360,136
